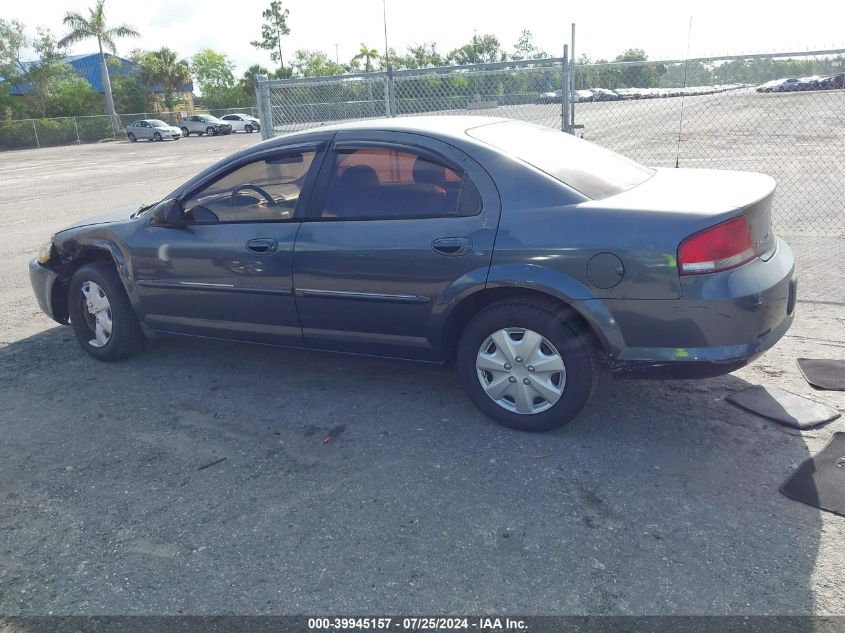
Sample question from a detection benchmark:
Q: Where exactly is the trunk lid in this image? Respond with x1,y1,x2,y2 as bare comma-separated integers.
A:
581,167,776,258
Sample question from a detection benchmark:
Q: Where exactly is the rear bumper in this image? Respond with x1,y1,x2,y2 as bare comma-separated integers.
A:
606,237,796,377
29,258,66,324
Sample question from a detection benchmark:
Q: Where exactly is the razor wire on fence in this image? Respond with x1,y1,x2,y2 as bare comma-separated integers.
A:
0,107,259,151
256,49,845,235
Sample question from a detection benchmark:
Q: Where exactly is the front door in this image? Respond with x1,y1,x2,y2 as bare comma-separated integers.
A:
292,131,500,360
131,145,324,345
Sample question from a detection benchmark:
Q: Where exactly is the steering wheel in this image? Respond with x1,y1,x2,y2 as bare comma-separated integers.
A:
232,184,276,206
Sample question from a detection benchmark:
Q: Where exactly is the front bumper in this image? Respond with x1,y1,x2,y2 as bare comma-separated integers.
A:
606,238,797,376
29,258,66,324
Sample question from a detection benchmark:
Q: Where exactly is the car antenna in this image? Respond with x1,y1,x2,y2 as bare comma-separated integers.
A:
675,16,693,168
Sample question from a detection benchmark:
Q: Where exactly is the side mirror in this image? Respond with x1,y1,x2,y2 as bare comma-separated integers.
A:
150,199,184,226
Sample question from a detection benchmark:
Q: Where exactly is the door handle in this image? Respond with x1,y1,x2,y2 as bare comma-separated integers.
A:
246,238,278,254
432,237,472,256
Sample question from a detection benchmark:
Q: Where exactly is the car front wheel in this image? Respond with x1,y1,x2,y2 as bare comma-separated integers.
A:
206,126,216,136
245,124,253,133
67,262,145,361
457,300,598,432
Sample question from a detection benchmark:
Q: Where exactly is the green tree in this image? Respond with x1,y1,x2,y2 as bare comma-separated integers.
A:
448,33,506,65
111,72,147,113
47,74,102,116
290,49,344,77
191,48,235,94
401,42,444,69
0,21,74,118
512,29,547,61
614,48,663,88
133,48,192,111
240,63,269,98
351,44,380,72
251,0,290,70
58,0,139,133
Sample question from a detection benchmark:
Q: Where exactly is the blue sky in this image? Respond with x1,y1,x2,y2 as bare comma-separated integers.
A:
9,0,845,73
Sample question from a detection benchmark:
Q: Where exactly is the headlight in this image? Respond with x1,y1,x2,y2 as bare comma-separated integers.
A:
36,238,53,265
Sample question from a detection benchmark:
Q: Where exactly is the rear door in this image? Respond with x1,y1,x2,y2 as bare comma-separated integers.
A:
292,130,500,361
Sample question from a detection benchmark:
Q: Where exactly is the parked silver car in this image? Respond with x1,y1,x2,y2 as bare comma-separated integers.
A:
180,115,233,137
220,113,261,133
126,119,182,142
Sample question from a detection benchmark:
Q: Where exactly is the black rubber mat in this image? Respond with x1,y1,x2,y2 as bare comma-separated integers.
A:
797,358,845,391
726,385,841,429
781,432,845,517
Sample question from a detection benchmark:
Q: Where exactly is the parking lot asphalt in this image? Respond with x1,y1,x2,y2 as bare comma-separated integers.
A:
1,129,844,615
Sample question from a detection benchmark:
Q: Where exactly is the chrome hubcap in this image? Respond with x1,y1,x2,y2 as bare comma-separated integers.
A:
81,281,112,348
476,328,566,414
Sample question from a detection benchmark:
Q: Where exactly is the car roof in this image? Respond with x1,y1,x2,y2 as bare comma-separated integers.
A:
269,115,510,145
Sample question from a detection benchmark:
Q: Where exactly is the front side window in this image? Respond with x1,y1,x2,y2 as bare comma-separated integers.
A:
322,147,481,219
149,120,168,128
183,150,317,223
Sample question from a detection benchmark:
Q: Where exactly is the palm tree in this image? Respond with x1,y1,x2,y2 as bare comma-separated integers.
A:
143,48,192,113
58,0,139,135
351,44,380,72
352,44,380,115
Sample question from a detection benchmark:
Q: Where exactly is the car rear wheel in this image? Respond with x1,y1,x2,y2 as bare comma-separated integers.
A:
206,126,216,136
153,132,162,141
457,300,598,432
181,127,190,137
127,132,136,142
67,262,145,361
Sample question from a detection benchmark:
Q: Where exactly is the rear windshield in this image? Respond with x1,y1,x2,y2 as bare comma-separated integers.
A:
467,120,654,200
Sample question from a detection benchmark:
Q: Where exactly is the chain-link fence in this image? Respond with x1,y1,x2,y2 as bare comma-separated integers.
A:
257,49,845,235
572,51,845,235
0,107,259,151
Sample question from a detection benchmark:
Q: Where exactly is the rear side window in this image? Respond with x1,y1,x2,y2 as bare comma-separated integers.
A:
467,120,653,200
321,147,481,219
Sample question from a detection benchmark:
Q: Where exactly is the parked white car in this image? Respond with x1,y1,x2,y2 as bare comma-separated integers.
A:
220,113,261,133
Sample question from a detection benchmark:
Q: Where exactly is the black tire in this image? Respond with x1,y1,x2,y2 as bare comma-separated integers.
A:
67,262,145,361
181,127,190,137
245,124,253,133
153,132,162,141
128,132,136,142
457,299,598,432
206,126,216,136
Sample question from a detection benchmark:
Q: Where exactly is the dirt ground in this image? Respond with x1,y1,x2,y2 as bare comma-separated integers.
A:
0,127,843,615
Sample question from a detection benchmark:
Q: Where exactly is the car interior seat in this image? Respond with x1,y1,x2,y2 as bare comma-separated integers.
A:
325,164,381,217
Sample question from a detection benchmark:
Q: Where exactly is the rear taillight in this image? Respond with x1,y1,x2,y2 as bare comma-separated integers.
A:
678,216,757,275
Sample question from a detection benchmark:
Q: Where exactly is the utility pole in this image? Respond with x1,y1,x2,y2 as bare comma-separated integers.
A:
333,43,340,65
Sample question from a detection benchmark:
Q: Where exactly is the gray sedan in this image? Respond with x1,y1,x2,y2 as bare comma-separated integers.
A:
29,117,796,432
126,119,182,142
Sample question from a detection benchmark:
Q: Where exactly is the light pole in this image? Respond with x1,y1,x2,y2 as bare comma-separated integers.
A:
382,0,394,116
382,0,390,69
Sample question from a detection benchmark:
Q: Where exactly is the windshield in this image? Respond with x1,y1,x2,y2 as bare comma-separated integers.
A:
149,120,169,127
467,120,654,200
